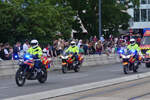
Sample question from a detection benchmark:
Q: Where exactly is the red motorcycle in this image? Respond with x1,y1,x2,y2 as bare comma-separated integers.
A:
60,53,84,74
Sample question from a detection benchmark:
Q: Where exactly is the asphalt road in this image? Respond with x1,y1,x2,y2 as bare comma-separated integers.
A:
0,63,150,100
50,77,150,100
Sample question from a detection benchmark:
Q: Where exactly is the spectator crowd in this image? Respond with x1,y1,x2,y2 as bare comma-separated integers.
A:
0,36,131,60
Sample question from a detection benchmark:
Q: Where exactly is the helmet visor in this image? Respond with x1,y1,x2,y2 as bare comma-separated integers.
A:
71,43,75,46
130,41,135,44
31,43,37,46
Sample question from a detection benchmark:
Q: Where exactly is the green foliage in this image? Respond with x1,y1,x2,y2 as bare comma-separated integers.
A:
0,0,75,44
67,0,139,38
0,0,140,44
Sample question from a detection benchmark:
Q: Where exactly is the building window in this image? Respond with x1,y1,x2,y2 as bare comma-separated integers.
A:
141,0,147,4
141,9,147,22
148,9,150,21
134,9,140,22
148,0,150,4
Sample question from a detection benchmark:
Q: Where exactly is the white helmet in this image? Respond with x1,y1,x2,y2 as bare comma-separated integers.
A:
70,41,76,47
43,48,47,53
42,48,47,56
31,40,38,48
130,38,135,45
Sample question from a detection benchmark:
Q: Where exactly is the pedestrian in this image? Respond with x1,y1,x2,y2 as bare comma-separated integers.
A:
13,42,21,60
83,40,88,55
46,44,53,57
96,40,103,55
0,43,4,60
79,45,84,54
3,43,13,60
77,40,82,48
93,35,98,42
23,40,30,53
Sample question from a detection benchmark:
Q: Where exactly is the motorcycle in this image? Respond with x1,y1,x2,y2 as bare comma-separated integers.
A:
15,54,47,87
60,52,84,74
143,51,150,68
118,49,140,74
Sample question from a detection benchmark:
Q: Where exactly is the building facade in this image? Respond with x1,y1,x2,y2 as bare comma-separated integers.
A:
127,0,150,33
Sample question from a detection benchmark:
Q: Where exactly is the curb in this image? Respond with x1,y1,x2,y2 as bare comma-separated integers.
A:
4,72,150,100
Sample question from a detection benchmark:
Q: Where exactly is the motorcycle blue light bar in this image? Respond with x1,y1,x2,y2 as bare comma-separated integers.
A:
25,54,30,59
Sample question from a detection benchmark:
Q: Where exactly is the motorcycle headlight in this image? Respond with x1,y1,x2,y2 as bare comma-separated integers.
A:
121,55,126,58
61,56,68,59
127,55,131,58
121,55,130,59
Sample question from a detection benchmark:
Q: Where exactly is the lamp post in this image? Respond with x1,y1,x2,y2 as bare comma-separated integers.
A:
99,0,102,40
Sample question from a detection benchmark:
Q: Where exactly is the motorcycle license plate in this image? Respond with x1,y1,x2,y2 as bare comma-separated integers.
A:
123,62,128,65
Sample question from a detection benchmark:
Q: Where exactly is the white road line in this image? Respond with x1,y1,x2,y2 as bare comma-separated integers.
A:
61,74,89,80
0,87,9,90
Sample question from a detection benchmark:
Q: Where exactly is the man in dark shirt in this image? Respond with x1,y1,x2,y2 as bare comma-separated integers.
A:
0,43,4,60
13,42,21,60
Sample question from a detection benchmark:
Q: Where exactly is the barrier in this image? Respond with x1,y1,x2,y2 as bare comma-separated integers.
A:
0,54,121,77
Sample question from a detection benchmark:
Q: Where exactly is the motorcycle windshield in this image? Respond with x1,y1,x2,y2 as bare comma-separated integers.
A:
23,54,33,61
118,48,129,55
129,50,137,55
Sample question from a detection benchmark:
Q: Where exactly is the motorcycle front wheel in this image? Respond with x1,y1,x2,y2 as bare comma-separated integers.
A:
38,68,47,83
146,63,150,68
133,64,138,73
123,65,129,74
74,65,80,72
15,69,26,87
62,65,67,74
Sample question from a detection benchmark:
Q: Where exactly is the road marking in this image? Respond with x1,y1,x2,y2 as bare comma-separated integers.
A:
129,92,150,100
61,74,89,80
0,87,10,90
109,69,122,72
4,72,150,100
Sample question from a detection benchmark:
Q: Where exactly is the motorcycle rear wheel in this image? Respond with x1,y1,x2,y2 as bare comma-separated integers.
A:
15,69,26,87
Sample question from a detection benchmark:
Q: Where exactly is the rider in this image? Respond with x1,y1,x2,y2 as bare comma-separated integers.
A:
127,38,140,52
65,41,79,63
27,40,43,72
127,38,142,65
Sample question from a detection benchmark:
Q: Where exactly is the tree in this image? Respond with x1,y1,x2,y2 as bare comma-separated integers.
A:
67,0,139,38
0,0,75,44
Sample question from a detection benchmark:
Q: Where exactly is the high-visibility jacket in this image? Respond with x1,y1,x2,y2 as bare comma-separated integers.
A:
65,46,79,54
127,44,140,52
27,46,42,58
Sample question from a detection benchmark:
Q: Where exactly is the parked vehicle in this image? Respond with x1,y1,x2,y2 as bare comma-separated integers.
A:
15,54,47,87
60,52,84,74
119,49,140,74
140,28,150,68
